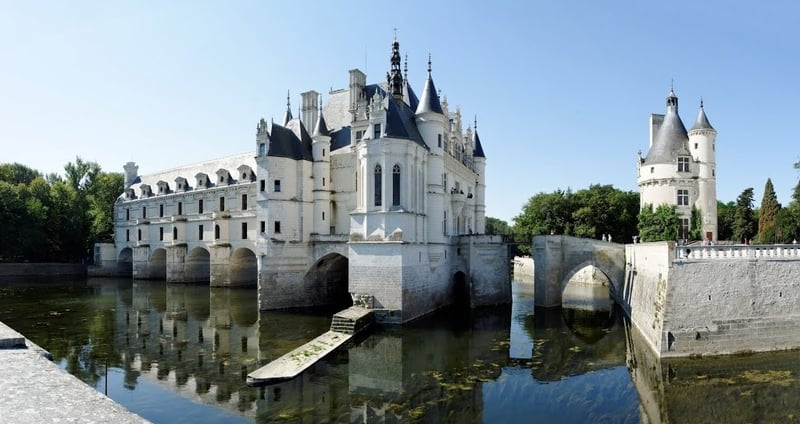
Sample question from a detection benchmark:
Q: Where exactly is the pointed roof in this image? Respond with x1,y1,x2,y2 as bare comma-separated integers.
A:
690,100,715,132
268,120,313,162
313,102,330,137
384,97,428,149
415,55,443,115
283,91,293,125
644,90,690,165
403,79,419,111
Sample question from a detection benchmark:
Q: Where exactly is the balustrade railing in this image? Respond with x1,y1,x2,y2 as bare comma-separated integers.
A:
675,244,800,260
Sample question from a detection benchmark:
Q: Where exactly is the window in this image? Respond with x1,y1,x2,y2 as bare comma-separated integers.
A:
677,189,689,206
373,123,381,139
173,227,178,240
260,180,265,192
159,227,164,241
322,148,326,157
374,164,382,206
178,202,183,215
274,179,281,192
443,211,447,235
126,229,130,242
199,224,204,240
712,168,715,177
159,204,164,217
322,177,325,187
198,199,204,214
260,221,265,233
322,211,325,221
438,134,442,148
242,172,247,179
214,225,220,240
259,143,266,156
443,173,447,189
126,208,130,220
678,157,690,172
138,229,141,241
694,143,698,149
219,196,225,211
680,218,690,240
241,222,247,239
274,221,281,234
356,130,364,141
392,164,401,206
241,194,248,210
650,167,654,174
142,206,147,219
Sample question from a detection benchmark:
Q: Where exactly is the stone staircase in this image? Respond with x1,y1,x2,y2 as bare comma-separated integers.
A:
330,306,374,335
330,315,356,334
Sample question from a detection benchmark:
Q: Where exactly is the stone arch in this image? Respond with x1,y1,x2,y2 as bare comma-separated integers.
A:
149,248,167,280
451,270,470,308
118,247,133,276
229,248,257,286
304,253,351,308
560,261,614,311
185,247,210,283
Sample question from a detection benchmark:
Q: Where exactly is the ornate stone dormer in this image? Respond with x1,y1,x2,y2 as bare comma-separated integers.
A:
156,180,170,195
140,184,153,198
238,165,255,182
195,173,210,189
174,176,189,192
216,169,232,186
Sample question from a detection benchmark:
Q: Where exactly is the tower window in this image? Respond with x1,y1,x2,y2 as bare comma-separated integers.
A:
126,208,130,220
274,221,281,234
374,164,382,206
260,179,265,192
274,179,281,192
241,194,248,210
126,229,130,242
199,224,204,240
214,225,220,240
677,189,689,206
322,211,325,221
198,199,204,214
142,206,147,219
373,123,381,139
241,222,247,239
694,143,698,149
678,157,690,172
138,229,142,241
259,143,266,156
650,167,654,174
159,204,164,217
322,148,326,157
392,164,401,206
173,227,178,240
159,227,164,241
219,196,225,211
438,134,442,148
178,202,183,215
260,221,265,233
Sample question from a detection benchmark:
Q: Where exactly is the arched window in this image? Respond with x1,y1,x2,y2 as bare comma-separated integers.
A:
173,227,178,240
392,164,400,206
214,225,220,240
374,164,382,207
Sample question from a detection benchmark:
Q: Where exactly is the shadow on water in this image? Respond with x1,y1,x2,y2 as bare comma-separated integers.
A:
0,278,797,423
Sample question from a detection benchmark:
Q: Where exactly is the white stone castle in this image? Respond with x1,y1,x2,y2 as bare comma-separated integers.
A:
111,38,508,323
637,89,718,241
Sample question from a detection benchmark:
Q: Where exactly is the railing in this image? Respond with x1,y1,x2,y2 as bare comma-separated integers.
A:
676,244,800,260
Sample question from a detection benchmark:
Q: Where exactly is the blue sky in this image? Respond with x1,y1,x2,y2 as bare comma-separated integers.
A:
2,1,798,223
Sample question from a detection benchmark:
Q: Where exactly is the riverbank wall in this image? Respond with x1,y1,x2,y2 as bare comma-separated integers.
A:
0,321,148,423
625,242,800,357
0,263,86,277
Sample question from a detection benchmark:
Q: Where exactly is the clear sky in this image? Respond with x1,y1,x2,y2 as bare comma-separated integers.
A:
3,1,798,223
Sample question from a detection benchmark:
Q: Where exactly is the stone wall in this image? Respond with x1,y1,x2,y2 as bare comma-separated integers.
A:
626,242,800,357
0,263,86,277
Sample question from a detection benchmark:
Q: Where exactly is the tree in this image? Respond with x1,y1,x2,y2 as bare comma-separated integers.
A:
512,189,575,253
87,172,124,243
485,216,511,236
717,200,736,241
571,184,639,242
756,178,781,243
0,163,41,185
637,204,680,241
690,207,702,241
732,188,757,243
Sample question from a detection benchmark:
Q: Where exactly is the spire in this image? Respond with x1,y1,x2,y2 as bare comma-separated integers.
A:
313,97,330,137
644,88,689,165
666,87,678,113
690,98,715,132
283,90,293,125
387,36,404,100
415,54,443,115
473,115,485,158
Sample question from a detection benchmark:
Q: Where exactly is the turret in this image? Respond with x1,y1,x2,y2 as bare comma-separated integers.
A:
416,55,447,242
312,99,332,235
473,118,487,234
123,161,139,189
688,99,718,241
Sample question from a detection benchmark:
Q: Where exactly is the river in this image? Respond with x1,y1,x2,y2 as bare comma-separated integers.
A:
0,277,796,423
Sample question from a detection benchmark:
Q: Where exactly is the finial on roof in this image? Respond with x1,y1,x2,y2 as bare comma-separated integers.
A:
700,97,704,108
393,27,397,40
427,53,432,74
286,90,291,108
670,78,674,92
404,54,408,76
474,115,478,131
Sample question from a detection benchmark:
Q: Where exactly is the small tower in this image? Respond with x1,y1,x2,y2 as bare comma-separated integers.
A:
416,55,446,242
312,99,332,235
386,37,404,100
688,99,718,241
473,118,487,234
123,162,139,189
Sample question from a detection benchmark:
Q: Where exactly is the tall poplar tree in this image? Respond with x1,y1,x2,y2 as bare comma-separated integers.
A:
732,188,756,243
757,178,781,243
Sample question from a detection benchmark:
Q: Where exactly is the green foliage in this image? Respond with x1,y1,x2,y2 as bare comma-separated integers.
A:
690,207,702,240
717,201,736,241
756,179,781,243
485,216,511,236
512,184,639,252
732,188,757,243
637,204,680,241
0,158,120,262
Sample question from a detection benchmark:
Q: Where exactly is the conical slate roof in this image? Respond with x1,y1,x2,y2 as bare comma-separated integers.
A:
313,109,330,137
416,57,443,115
473,131,485,158
690,102,715,132
644,92,690,165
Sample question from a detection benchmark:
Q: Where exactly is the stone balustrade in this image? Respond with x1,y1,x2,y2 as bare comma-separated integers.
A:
676,244,800,260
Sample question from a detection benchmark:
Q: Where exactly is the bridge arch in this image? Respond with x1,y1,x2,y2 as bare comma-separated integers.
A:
185,247,210,283
118,247,133,275
149,248,167,280
229,248,257,286
304,252,351,308
452,270,470,308
560,261,614,311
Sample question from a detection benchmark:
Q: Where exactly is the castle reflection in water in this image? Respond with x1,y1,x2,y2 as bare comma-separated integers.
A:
1,278,796,423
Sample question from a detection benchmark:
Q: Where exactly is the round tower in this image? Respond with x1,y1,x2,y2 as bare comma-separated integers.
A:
688,100,718,241
312,101,332,235
473,120,487,234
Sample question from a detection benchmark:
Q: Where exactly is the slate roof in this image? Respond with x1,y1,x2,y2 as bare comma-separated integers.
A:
272,119,313,161
330,127,350,152
416,73,443,114
473,131,486,158
384,96,428,149
644,107,690,165
313,110,330,137
690,104,715,132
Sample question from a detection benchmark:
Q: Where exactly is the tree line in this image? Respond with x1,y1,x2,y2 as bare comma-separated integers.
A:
0,159,122,262
485,165,800,250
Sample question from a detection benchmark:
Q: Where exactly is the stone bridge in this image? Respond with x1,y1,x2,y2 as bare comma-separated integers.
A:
532,235,626,308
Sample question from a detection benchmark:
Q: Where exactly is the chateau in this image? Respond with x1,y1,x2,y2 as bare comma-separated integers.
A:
637,89,718,241
110,38,509,323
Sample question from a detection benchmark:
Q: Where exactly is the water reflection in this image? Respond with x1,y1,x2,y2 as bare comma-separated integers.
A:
0,278,797,423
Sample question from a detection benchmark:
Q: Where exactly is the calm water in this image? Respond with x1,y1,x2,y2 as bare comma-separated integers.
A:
0,277,797,423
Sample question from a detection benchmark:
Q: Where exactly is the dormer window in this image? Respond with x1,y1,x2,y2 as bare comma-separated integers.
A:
216,169,231,186
195,173,209,189
126,188,136,199
237,165,255,182
677,157,690,172
175,177,189,192
140,184,152,198
156,181,170,195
